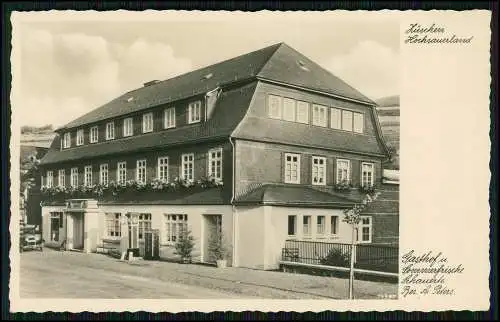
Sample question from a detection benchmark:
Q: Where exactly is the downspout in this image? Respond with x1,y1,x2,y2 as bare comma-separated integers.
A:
229,136,237,266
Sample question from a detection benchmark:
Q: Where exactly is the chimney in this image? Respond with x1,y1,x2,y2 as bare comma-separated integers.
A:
143,80,160,87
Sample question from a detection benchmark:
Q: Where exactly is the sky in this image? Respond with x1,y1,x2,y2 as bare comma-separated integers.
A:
12,11,400,128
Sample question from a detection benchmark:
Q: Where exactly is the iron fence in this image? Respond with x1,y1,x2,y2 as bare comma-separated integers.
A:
281,239,399,273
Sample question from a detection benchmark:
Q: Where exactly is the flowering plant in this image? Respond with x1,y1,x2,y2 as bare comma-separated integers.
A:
334,179,352,192
359,184,376,194
342,191,381,226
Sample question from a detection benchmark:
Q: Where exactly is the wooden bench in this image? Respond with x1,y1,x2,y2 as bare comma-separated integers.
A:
282,247,300,262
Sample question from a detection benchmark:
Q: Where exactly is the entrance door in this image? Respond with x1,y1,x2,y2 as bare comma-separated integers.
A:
72,212,85,250
202,214,222,263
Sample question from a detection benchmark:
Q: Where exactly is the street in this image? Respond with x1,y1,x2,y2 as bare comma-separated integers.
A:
20,248,397,299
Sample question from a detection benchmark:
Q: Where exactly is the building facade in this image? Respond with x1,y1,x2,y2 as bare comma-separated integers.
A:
38,42,396,270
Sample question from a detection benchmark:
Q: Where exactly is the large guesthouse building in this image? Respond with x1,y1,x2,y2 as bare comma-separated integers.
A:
38,43,397,270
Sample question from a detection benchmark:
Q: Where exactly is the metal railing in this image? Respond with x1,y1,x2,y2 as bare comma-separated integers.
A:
281,239,399,273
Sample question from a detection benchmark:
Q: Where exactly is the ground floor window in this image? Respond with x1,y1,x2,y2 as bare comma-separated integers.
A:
50,212,62,242
138,213,152,240
106,213,121,238
356,216,372,243
287,215,296,236
164,214,188,244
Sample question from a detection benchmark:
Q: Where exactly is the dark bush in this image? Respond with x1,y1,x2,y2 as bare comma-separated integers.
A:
320,247,350,267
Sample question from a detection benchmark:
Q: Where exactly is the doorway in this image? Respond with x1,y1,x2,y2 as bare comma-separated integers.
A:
202,214,222,263
72,212,85,250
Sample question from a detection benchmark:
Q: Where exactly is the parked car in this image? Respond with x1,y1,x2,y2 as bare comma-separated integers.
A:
20,225,43,252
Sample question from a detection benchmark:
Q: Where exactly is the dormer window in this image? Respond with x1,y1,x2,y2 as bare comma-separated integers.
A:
63,133,71,148
90,126,98,143
188,101,201,124
106,122,115,140
76,129,84,146
142,113,153,133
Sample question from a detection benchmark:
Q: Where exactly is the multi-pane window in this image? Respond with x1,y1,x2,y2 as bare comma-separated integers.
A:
142,113,153,133
268,95,282,119
361,162,375,186
336,159,351,184
63,133,71,148
58,169,65,187
342,110,353,131
208,148,223,181
138,213,152,240
282,97,296,122
188,101,201,124
303,215,311,236
90,126,98,143
181,153,194,181
106,213,121,238
312,156,326,185
117,162,127,184
136,160,147,183
330,108,342,129
106,122,115,140
84,165,92,186
76,129,84,146
46,171,53,188
331,216,339,235
157,157,169,181
70,167,78,187
287,215,297,236
312,104,327,127
123,117,133,137
357,216,372,243
353,112,364,133
317,216,325,235
284,153,300,184
100,164,108,185
164,214,188,244
296,101,310,124
164,107,176,129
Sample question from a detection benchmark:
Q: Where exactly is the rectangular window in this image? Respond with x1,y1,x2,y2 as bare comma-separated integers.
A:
336,159,351,184
188,101,201,124
84,165,92,186
58,169,65,187
303,215,311,236
287,215,297,236
100,164,109,185
312,156,326,185
76,129,84,146
136,160,147,183
296,101,310,124
353,112,364,133
317,216,325,235
208,148,223,181
164,107,176,129
157,157,169,181
164,214,188,244
50,213,61,242
268,95,282,119
138,213,152,240
361,162,375,187
330,108,342,129
106,213,121,238
90,126,98,143
123,117,133,137
117,162,127,184
70,167,78,187
342,110,353,131
312,104,327,127
142,113,153,133
181,153,194,181
284,153,300,184
46,171,53,188
357,216,372,243
63,133,71,148
331,216,339,235
106,122,115,140
282,97,296,122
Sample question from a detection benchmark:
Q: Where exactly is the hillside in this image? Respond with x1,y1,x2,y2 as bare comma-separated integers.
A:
376,95,400,170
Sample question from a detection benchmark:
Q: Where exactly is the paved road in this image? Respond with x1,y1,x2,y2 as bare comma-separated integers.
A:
20,250,251,298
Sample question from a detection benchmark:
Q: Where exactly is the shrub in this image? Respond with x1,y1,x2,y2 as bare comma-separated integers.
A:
174,228,195,263
207,227,231,261
320,247,350,267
